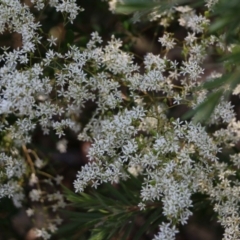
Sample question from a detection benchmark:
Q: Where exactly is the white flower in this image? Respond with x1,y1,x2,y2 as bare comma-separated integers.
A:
0,99,12,114
47,35,58,47
35,158,44,169
185,32,197,45
180,60,204,80
138,202,146,211
56,139,68,153
127,165,142,177
153,223,179,240
233,84,240,95
35,228,51,240
179,11,209,33
29,189,42,201
54,216,63,225
173,94,182,105
29,173,39,186
205,0,219,10
55,175,64,185
48,223,57,233
209,100,235,124
26,208,34,217
175,6,192,13
158,33,176,51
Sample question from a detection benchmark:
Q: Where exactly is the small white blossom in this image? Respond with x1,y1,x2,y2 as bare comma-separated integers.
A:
47,35,58,47
56,139,68,153
35,158,44,169
158,33,176,51
35,228,51,240
29,173,39,186
153,223,179,240
26,208,34,217
138,202,146,211
55,175,64,185
29,189,42,202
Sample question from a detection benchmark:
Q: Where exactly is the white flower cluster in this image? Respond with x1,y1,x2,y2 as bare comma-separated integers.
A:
2,0,240,239
153,223,179,240
0,152,26,206
27,171,65,239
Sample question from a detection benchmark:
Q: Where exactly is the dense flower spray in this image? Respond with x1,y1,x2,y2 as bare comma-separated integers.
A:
1,0,240,239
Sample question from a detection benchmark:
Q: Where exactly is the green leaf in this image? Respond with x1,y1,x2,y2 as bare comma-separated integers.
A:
104,183,130,205
62,177,157,239
121,221,135,240
115,0,200,15
115,0,160,14
65,29,74,45
183,89,223,124
115,0,191,15
209,18,229,33
221,49,240,65
89,231,107,240
202,74,229,90
133,208,162,240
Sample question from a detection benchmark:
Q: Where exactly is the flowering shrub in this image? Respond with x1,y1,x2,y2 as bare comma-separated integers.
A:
1,0,240,239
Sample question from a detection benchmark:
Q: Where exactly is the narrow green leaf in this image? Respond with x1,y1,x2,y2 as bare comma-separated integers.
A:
133,208,162,240
122,220,135,240
202,74,229,90
104,183,130,205
115,0,160,14
209,18,229,33
183,89,223,124
65,29,74,45
89,231,107,240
